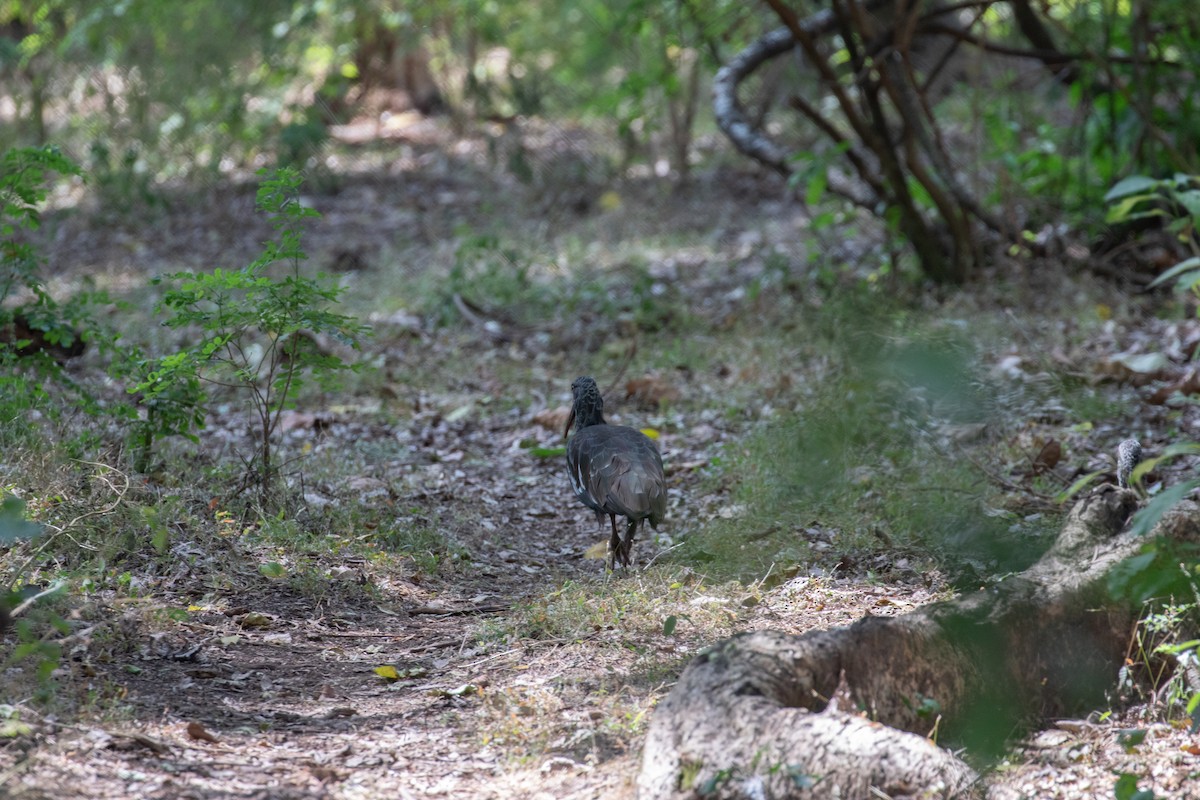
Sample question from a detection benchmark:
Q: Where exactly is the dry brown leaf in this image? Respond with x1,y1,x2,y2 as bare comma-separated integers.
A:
532,405,571,432
1146,367,1200,404
310,766,343,782
278,410,333,433
237,612,273,629
186,721,219,743
1032,440,1062,473
625,375,681,408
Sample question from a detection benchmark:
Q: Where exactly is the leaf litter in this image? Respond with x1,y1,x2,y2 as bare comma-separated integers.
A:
2,126,1199,800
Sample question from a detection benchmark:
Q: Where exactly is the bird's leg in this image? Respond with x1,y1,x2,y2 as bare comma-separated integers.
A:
622,519,638,570
606,513,620,573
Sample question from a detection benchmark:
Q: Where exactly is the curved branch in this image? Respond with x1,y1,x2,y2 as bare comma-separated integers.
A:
712,25,809,175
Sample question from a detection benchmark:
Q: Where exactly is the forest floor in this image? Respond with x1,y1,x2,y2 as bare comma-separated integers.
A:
2,121,1200,799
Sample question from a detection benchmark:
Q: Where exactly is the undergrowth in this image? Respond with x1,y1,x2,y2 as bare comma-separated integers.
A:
676,301,1068,583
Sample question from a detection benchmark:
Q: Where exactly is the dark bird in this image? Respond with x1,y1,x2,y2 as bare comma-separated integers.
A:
564,376,667,572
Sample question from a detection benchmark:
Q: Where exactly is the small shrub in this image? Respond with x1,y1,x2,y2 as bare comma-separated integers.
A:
140,167,367,503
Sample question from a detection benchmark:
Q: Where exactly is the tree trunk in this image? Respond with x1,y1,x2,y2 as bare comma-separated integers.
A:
639,487,1196,799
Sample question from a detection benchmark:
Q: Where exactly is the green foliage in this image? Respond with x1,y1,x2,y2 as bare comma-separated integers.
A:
277,116,329,170
0,146,113,420
1100,444,1200,611
87,140,162,220
1,146,82,354
143,167,366,500
443,235,546,325
10,1,298,170
678,307,1059,581
1107,174,1200,253
0,495,64,701
1107,174,1200,329
987,2,1200,230
120,346,207,473
1114,772,1158,800
1109,543,1200,610
0,495,41,546
1063,0,1200,178
1122,598,1200,731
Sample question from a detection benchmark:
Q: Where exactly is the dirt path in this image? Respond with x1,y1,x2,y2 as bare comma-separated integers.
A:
1,393,949,800
3,134,1195,799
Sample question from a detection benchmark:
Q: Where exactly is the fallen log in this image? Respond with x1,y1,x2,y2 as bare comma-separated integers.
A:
639,486,1196,799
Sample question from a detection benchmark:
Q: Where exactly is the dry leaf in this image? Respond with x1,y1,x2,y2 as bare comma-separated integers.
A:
1097,352,1170,386
532,405,571,432
625,375,681,408
278,410,331,433
310,766,343,782
374,665,400,681
186,722,218,743
237,612,273,629
1146,367,1200,404
1032,439,1062,473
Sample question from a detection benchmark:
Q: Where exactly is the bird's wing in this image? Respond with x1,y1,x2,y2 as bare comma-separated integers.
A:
567,434,602,511
567,426,667,523
598,433,667,523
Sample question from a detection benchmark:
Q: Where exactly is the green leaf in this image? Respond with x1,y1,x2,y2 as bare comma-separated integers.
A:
1175,189,1200,220
0,719,34,738
258,562,287,579
1114,771,1157,800
1104,175,1162,202
1131,444,1200,486
1151,442,1200,459
529,445,567,459
1147,256,1200,289
805,171,827,206
1116,728,1147,749
1154,638,1200,655
1054,470,1105,504
1105,194,1163,224
662,615,677,636
1129,480,1198,537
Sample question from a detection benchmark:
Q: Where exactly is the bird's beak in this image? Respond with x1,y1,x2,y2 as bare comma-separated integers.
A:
563,407,576,440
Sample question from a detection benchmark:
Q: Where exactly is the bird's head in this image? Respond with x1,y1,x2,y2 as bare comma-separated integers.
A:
565,375,606,437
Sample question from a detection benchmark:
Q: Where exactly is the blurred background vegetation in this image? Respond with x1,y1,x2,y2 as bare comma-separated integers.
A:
2,0,1195,239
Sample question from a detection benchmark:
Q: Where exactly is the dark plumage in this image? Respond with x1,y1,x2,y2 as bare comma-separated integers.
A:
564,376,667,571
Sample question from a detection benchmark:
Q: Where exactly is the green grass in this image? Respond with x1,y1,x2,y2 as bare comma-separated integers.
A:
674,310,1065,583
